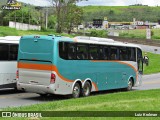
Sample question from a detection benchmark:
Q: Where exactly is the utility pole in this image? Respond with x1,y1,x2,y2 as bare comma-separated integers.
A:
22,9,23,23
28,9,30,30
45,7,48,29
14,11,16,28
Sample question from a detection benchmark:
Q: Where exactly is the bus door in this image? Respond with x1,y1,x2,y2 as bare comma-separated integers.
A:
137,48,143,85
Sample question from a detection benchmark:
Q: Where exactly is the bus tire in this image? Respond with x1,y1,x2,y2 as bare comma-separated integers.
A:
72,83,81,98
14,87,18,91
126,78,133,91
39,94,48,97
82,81,91,97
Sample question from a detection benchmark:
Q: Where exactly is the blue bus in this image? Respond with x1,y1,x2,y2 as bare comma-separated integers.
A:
17,35,143,98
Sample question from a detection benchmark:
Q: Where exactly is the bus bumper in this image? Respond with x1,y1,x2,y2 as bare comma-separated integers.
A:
17,82,56,94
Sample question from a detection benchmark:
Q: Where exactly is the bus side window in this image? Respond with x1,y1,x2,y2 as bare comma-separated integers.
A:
130,48,136,61
99,46,104,60
77,44,88,60
104,47,109,60
68,43,76,60
59,42,68,60
119,47,127,61
110,47,118,60
89,45,98,60
0,44,9,60
9,44,18,61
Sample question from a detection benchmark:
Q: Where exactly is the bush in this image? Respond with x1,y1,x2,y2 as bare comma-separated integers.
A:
152,35,160,40
90,30,98,37
89,29,107,38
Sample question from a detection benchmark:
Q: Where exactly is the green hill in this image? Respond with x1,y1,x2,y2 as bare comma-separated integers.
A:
82,6,160,22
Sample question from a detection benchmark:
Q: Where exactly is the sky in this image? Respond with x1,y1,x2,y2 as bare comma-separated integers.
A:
16,0,160,6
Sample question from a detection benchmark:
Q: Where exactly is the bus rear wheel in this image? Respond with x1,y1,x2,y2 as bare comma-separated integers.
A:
72,83,81,98
82,81,91,97
126,79,133,91
39,94,48,97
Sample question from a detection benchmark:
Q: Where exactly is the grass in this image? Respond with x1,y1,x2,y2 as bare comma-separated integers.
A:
1,89,160,119
143,52,160,74
0,26,73,37
118,29,146,39
4,89,160,111
115,29,160,40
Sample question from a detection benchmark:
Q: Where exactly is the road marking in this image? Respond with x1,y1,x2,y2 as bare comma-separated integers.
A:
143,80,160,85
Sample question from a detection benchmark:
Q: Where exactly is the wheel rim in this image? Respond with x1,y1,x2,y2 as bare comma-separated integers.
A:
73,85,80,98
83,84,90,96
128,80,132,90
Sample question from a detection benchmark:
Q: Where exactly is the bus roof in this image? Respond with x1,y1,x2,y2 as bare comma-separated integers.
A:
73,36,141,49
0,36,21,44
20,35,141,49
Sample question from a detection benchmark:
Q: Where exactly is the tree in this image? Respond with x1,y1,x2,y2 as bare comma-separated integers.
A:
3,6,40,25
48,15,56,29
47,0,85,33
64,4,83,34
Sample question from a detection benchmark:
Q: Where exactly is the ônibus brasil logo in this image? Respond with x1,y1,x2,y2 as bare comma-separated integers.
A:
2,0,21,10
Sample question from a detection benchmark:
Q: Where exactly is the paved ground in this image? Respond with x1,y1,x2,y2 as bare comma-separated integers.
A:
137,44,160,54
134,73,160,90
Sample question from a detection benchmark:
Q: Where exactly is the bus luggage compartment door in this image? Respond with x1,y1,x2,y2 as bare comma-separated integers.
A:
19,68,51,86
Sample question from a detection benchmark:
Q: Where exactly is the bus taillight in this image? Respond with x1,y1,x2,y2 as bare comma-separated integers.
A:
16,70,19,79
50,73,56,84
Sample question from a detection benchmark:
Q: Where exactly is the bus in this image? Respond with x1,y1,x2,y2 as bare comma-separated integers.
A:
17,35,143,98
0,36,21,90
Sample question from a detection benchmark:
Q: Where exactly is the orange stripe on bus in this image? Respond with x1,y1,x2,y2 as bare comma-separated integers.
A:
18,62,52,71
92,82,98,91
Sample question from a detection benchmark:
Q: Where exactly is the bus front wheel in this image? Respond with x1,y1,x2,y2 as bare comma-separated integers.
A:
126,79,133,91
82,81,91,97
72,83,81,98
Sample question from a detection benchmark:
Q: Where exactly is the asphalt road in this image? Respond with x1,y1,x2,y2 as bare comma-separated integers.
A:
133,73,160,90
137,44,160,54
0,73,160,109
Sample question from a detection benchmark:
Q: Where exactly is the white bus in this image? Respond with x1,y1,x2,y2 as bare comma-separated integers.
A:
0,36,21,90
